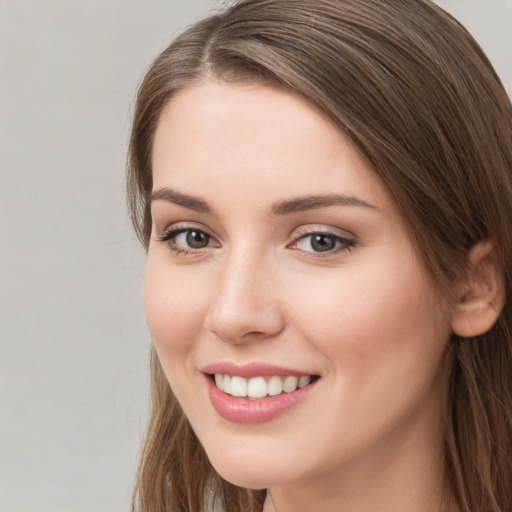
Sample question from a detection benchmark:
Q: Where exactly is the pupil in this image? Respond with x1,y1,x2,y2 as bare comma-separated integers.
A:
311,234,335,252
186,230,209,249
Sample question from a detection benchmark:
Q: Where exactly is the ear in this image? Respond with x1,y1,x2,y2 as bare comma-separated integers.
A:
451,240,505,337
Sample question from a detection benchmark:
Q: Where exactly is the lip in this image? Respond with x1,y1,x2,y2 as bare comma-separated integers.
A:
202,363,319,424
201,361,313,379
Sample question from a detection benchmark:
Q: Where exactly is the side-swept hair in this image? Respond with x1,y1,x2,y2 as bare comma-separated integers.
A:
128,1,512,510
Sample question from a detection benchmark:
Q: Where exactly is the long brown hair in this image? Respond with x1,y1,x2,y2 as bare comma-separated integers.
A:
127,1,512,510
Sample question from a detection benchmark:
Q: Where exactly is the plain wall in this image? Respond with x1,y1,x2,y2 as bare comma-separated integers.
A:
1,1,510,511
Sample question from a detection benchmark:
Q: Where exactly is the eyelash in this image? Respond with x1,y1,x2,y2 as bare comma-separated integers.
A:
157,227,214,256
291,228,355,258
156,226,356,258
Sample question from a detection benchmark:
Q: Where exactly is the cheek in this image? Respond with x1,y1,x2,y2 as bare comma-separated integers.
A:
288,257,451,371
144,258,209,357
284,259,453,457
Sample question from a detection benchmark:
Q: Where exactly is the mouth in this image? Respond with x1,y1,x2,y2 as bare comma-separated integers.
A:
209,373,320,399
202,362,320,423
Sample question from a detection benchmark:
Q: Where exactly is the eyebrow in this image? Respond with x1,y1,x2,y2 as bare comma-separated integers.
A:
150,188,213,214
269,194,377,216
150,187,377,216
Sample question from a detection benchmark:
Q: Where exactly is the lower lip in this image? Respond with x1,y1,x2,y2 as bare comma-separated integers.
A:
205,375,317,424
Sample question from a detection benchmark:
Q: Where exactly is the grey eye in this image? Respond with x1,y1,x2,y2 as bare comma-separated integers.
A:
309,234,337,252
293,232,353,254
184,230,211,249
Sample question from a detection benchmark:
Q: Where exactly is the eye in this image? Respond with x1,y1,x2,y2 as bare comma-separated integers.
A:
178,229,211,249
157,226,218,254
291,231,355,255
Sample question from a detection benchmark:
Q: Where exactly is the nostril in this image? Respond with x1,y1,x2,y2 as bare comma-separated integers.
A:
204,282,286,344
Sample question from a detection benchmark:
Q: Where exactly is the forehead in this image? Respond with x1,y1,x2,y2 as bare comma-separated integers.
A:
151,81,392,213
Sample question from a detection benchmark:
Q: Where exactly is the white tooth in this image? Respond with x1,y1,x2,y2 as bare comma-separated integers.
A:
247,377,267,398
214,374,224,391
298,375,311,389
267,376,283,396
223,374,231,394
283,376,299,393
230,376,248,397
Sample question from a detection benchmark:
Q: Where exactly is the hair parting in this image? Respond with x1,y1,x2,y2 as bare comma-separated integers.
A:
128,1,512,510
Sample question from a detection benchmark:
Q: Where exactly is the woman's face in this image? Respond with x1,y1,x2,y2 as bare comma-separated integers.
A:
146,81,455,490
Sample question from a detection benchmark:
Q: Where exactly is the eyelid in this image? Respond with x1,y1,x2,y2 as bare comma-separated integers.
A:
156,222,220,255
291,224,356,241
287,225,356,257
156,221,214,239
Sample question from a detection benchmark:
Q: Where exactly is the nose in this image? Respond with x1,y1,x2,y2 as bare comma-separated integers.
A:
204,250,285,344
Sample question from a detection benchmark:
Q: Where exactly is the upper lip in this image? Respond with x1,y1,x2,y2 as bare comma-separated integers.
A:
201,361,317,379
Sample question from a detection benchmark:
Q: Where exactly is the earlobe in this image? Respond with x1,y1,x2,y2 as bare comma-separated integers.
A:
451,240,505,338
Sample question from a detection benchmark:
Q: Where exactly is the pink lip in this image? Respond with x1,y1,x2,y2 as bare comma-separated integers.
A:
202,368,318,424
201,361,312,379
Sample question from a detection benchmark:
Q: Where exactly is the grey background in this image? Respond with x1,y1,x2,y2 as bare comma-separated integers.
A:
1,1,510,511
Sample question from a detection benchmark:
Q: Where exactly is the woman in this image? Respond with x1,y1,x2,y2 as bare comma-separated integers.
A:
127,1,512,511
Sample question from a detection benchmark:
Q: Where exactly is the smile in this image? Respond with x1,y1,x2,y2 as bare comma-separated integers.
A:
214,374,313,399
202,365,319,424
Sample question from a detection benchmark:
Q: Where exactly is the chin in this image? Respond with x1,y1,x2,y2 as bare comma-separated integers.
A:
212,462,276,490
204,442,296,489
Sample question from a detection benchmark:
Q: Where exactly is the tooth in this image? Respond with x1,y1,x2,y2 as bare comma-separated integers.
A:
298,375,311,389
230,376,248,397
267,376,283,396
283,376,298,393
218,374,311,397
223,374,231,394
214,374,224,391
247,376,267,398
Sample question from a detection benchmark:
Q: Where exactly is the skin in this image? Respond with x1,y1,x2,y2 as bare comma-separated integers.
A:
146,81,460,512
